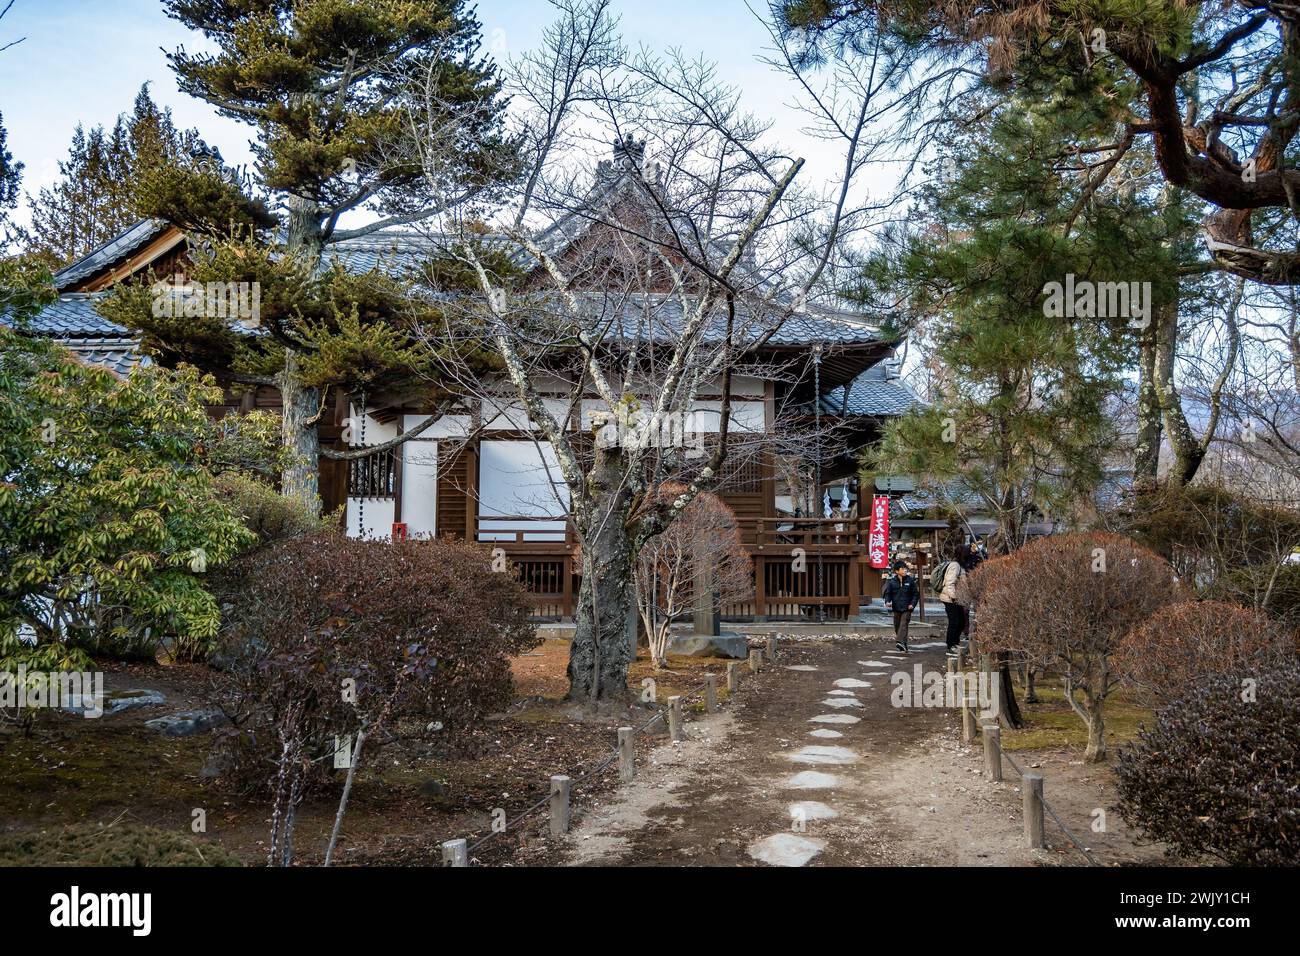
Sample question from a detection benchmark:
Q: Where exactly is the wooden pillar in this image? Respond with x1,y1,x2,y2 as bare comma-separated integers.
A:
749,649,763,673
754,554,767,622
549,775,571,837
726,662,740,693
983,722,1002,782
1023,772,1045,848
441,838,468,867
667,696,683,742
617,727,634,782
704,674,718,713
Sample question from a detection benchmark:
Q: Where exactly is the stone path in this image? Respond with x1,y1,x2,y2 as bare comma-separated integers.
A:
562,633,1039,866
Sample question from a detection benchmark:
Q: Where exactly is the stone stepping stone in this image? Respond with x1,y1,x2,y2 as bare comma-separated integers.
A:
784,770,840,789
789,801,840,822
748,833,826,867
862,671,888,676
834,678,872,688
819,697,862,708
827,689,857,697
809,714,860,724
858,660,891,668
788,745,858,765
785,665,819,671
809,728,843,738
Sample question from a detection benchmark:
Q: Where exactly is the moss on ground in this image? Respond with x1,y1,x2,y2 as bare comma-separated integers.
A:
1002,684,1152,753
0,823,242,866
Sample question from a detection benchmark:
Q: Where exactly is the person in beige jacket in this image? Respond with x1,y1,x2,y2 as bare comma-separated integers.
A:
939,544,970,650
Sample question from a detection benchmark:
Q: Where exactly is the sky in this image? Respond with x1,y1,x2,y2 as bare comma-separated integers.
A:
0,0,867,232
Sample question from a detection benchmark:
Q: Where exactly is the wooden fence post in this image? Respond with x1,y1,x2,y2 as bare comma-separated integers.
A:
441,838,468,867
749,649,763,673
549,775,571,837
982,722,1002,782
668,696,684,742
766,633,778,662
1023,772,1045,849
618,726,634,782
704,674,718,713
726,662,740,693
962,695,976,744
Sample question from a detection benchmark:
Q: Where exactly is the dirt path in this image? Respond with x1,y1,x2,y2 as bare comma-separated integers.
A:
560,635,1161,867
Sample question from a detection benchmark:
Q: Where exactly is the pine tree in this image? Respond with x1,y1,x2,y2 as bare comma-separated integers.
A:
0,112,19,247
25,85,206,266
104,0,518,513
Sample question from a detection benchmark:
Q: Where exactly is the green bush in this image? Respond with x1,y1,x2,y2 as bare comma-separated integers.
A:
215,472,335,549
1115,658,1300,865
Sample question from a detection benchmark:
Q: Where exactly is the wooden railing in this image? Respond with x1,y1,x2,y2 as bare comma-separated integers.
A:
347,448,398,499
753,517,868,554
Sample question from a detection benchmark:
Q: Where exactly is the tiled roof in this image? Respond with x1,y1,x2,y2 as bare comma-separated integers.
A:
820,363,922,416
61,337,151,377
52,218,170,291
14,293,124,337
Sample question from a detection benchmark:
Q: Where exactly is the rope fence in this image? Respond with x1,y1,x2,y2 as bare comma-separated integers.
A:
954,652,1100,867
444,637,779,865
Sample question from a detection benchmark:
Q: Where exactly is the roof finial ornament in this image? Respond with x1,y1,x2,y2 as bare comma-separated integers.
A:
612,133,646,170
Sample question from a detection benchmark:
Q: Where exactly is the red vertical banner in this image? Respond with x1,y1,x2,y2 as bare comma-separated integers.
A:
869,495,890,569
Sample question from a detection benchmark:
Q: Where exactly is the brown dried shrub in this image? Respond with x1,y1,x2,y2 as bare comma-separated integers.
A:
971,532,1186,761
1115,601,1299,706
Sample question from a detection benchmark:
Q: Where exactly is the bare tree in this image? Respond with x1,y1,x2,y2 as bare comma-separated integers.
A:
629,486,753,669
394,4,918,701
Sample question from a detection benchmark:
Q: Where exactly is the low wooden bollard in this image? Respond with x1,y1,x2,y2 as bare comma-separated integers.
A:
441,838,468,867
726,662,740,693
962,696,976,744
946,656,957,677
982,722,1002,782
1023,772,1045,849
749,649,763,673
549,774,571,837
704,674,719,713
667,696,684,742
766,633,778,662
618,726,635,782
956,646,967,669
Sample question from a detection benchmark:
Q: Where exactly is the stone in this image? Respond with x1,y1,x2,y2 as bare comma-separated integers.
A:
818,697,862,708
834,678,872,688
809,728,843,738
788,745,858,765
784,771,840,789
748,833,825,867
788,801,840,822
827,689,857,697
809,714,860,724
62,689,164,717
666,632,749,659
858,660,891,668
144,709,229,737
785,665,819,671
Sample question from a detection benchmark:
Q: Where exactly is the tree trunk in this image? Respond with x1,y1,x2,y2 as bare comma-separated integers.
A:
567,453,636,701
1084,706,1106,763
1134,324,1163,487
279,352,322,516
1025,665,1039,703
1153,296,1206,487
996,655,1023,729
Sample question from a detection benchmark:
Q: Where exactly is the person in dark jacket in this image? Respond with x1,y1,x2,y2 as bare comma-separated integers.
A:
882,559,920,652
